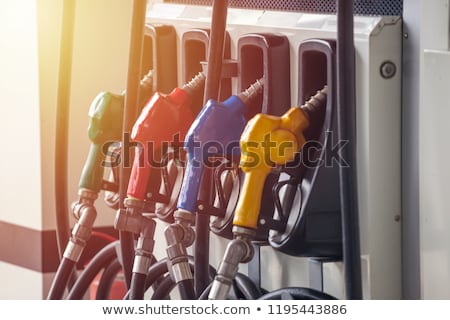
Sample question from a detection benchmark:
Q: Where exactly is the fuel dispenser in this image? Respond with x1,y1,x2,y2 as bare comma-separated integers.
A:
47,0,402,300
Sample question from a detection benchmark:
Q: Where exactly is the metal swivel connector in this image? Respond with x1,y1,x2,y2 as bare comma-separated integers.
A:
208,226,255,300
64,203,97,262
164,209,196,298
114,198,146,235
132,217,156,275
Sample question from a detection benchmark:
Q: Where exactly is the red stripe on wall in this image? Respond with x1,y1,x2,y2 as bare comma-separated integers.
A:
0,221,118,273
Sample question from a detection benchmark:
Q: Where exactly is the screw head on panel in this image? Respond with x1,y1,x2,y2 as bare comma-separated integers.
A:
380,61,397,79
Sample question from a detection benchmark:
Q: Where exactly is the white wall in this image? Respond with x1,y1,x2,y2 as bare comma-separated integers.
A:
0,0,134,299
40,0,133,231
0,0,42,230
0,0,44,299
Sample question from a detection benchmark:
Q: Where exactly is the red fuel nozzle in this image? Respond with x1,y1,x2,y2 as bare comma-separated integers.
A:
127,73,206,201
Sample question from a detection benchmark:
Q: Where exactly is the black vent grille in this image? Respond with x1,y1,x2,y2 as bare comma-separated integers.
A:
163,0,403,16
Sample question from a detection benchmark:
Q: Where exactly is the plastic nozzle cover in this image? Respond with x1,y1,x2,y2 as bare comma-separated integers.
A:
232,107,310,229
127,88,195,200
79,92,124,192
177,95,248,213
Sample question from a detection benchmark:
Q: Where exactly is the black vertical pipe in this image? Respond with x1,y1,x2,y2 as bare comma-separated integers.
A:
336,0,363,299
203,0,229,102
119,0,148,289
195,167,214,296
195,0,229,297
54,0,77,291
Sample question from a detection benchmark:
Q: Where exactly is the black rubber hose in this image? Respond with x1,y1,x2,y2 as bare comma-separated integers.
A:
67,241,118,300
145,260,170,289
123,257,216,300
54,0,77,290
182,254,217,299
258,287,337,300
152,258,216,300
336,0,363,300
47,257,76,299
128,254,159,299
151,275,174,300
234,273,263,300
123,256,216,300
118,233,134,290
178,279,196,300
197,273,261,300
96,258,123,300
129,272,147,300
119,0,148,289
123,259,169,300
198,283,213,300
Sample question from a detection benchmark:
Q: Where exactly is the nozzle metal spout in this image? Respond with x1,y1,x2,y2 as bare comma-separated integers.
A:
182,72,206,96
238,78,264,105
300,86,328,117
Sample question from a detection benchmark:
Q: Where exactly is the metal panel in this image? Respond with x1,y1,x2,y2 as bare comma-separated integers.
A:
164,0,403,16
420,49,450,299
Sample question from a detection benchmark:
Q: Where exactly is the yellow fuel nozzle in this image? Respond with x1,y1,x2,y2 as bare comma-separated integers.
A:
233,87,328,230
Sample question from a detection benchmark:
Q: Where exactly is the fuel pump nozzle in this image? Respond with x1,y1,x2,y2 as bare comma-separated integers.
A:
176,78,264,215
79,70,153,196
208,87,328,300
69,70,155,260
126,72,206,203
164,78,264,299
68,71,155,261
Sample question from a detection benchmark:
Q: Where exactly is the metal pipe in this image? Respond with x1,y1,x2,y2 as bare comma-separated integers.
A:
336,0,363,299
